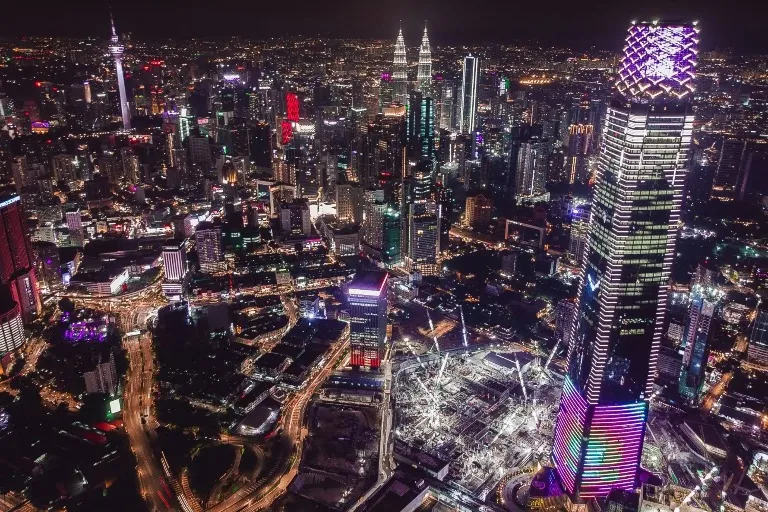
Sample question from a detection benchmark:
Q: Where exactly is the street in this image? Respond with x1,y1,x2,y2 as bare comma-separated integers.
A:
124,332,174,512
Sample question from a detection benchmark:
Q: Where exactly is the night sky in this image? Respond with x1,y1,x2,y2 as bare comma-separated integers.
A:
2,0,767,52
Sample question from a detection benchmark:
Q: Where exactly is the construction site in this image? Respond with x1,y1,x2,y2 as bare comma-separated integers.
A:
392,344,562,501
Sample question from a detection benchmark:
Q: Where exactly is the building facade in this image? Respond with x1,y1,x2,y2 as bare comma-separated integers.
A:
551,21,698,502
348,271,388,368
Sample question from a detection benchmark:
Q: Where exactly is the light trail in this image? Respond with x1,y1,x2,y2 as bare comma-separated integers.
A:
459,305,469,348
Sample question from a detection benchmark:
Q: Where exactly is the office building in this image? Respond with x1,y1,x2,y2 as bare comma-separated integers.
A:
382,205,402,267
336,181,364,226
362,189,387,258
565,124,595,184
65,207,83,246
393,28,408,105
748,309,768,366
280,199,312,237
459,54,479,133
679,288,717,403
438,80,456,130
108,13,131,130
416,24,432,97
407,91,435,162
551,21,698,502
712,138,748,198
515,138,551,200
162,241,188,282
195,222,223,271
348,271,388,368
465,191,493,229
555,299,577,347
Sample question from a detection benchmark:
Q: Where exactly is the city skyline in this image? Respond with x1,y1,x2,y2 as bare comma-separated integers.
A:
2,1,766,52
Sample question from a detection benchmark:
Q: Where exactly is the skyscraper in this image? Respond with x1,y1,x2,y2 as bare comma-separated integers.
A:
459,54,479,134
416,24,432,98
348,271,388,368
515,138,551,200
0,196,41,323
551,21,698,502
162,241,188,282
336,181,364,226
195,222,223,272
108,13,131,131
679,288,717,403
407,91,435,162
393,27,408,105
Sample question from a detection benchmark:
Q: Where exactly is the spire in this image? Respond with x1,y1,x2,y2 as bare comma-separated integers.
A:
393,24,408,104
417,21,432,96
109,10,117,38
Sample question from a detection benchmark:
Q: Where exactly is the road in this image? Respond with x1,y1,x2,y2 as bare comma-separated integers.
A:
701,372,732,412
124,332,174,512
208,335,349,512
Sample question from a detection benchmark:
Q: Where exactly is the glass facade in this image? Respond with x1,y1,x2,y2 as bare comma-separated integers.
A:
552,21,698,502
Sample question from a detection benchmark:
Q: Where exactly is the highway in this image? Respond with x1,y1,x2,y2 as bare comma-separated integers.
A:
124,332,174,512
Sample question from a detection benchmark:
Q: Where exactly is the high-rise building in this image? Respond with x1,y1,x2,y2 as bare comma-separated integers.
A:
459,55,479,134
10,156,28,194
416,25,432,98
712,138,748,198
693,261,718,289
336,181,364,226
162,241,188,282
748,309,768,366
0,196,41,323
515,138,550,200
555,299,577,347
0,284,25,354
679,288,717,403
393,28,408,105
382,205,402,268
465,191,493,229
438,80,456,130
279,199,312,237
362,189,387,257
551,21,698,502
83,350,118,396
569,204,591,265
65,207,83,246
407,91,435,162
565,124,595,184
108,13,130,131
195,222,223,271
348,271,388,368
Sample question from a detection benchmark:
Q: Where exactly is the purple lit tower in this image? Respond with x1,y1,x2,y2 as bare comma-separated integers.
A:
550,21,698,502
108,13,131,131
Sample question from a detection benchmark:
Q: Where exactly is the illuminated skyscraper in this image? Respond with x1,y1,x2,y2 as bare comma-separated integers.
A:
416,24,432,98
0,196,41,323
551,21,698,501
393,27,408,105
459,54,479,133
348,271,388,368
679,288,717,403
108,13,131,131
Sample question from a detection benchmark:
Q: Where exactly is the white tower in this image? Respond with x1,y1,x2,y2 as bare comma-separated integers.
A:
109,13,131,131
417,23,432,97
393,25,408,105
